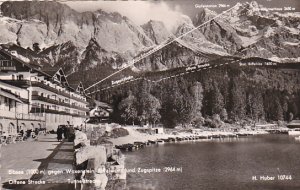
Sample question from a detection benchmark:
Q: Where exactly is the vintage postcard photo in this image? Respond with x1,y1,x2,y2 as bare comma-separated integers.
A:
0,0,300,189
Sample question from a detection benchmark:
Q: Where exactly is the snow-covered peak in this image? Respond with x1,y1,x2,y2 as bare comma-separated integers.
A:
235,2,243,7
249,1,260,10
171,14,195,34
231,2,243,13
141,20,171,44
245,1,262,16
193,7,217,26
202,8,217,17
176,14,194,27
274,12,300,18
263,27,275,38
95,9,124,23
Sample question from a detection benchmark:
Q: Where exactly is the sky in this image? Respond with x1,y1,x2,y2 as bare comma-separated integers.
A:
166,0,300,16
64,1,185,31
64,0,300,27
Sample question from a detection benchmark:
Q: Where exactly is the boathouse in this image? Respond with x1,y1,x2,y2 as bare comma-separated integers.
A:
287,120,300,129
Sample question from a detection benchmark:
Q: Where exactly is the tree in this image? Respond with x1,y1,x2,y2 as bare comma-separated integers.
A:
220,108,228,121
272,96,284,121
211,82,224,115
289,112,294,122
138,93,161,126
160,78,193,128
290,102,299,119
146,94,161,127
247,88,264,122
264,90,284,121
175,78,200,126
118,91,137,125
190,81,204,123
136,80,161,126
228,79,246,121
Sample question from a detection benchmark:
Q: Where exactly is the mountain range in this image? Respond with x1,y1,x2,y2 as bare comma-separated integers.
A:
0,1,299,86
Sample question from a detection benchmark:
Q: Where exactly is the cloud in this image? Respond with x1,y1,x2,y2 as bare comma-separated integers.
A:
65,1,186,32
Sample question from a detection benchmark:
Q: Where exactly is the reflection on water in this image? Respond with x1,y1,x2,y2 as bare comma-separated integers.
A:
124,135,300,190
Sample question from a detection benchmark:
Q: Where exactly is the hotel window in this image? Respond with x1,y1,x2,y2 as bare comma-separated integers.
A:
4,97,7,106
0,123,3,135
17,75,24,80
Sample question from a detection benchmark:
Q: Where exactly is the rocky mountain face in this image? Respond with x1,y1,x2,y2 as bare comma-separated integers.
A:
39,41,80,72
142,20,171,45
0,1,154,53
0,1,299,85
192,1,300,61
79,38,126,70
0,1,153,62
134,39,213,72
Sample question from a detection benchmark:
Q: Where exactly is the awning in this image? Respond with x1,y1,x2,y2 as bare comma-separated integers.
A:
0,89,23,103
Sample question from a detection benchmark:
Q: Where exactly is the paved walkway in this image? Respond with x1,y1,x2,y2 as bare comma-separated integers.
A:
1,134,76,190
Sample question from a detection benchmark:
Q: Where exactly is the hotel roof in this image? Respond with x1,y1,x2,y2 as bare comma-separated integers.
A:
0,49,86,95
41,66,61,77
0,48,51,78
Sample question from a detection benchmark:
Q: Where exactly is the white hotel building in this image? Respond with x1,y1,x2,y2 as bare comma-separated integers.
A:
0,49,89,136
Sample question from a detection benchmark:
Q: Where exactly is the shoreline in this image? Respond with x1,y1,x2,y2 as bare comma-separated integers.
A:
107,126,285,147
74,124,291,189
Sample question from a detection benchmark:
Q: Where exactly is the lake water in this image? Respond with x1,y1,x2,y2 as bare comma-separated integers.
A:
124,135,300,190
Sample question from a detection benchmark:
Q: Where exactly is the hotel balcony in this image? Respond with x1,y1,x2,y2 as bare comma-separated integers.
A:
31,81,88,104
32,95,71,108
16,113,45,121
70,104,89,112
30,107,69,115
71,113,89,118
0,66,17,71
1,80,88,104
71,95,88,104
0,60,16,71
31,95,89,112
1,80,31,88
31,81,71,97
30,107,88,118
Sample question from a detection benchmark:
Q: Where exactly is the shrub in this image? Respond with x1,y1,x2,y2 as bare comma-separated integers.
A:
205,114,223,128
110,128,129,138
192,116,205,128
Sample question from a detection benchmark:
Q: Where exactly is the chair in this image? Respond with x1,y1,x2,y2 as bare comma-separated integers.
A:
0,136,6,145
15,134,24,142
6,135,15,144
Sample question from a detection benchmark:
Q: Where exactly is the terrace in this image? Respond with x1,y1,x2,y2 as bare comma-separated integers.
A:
1,80,88,104
30,107,87,118
31,95,89,112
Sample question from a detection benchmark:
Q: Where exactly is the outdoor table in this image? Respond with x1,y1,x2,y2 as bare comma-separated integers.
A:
15,134,24,142
6,135,17,144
